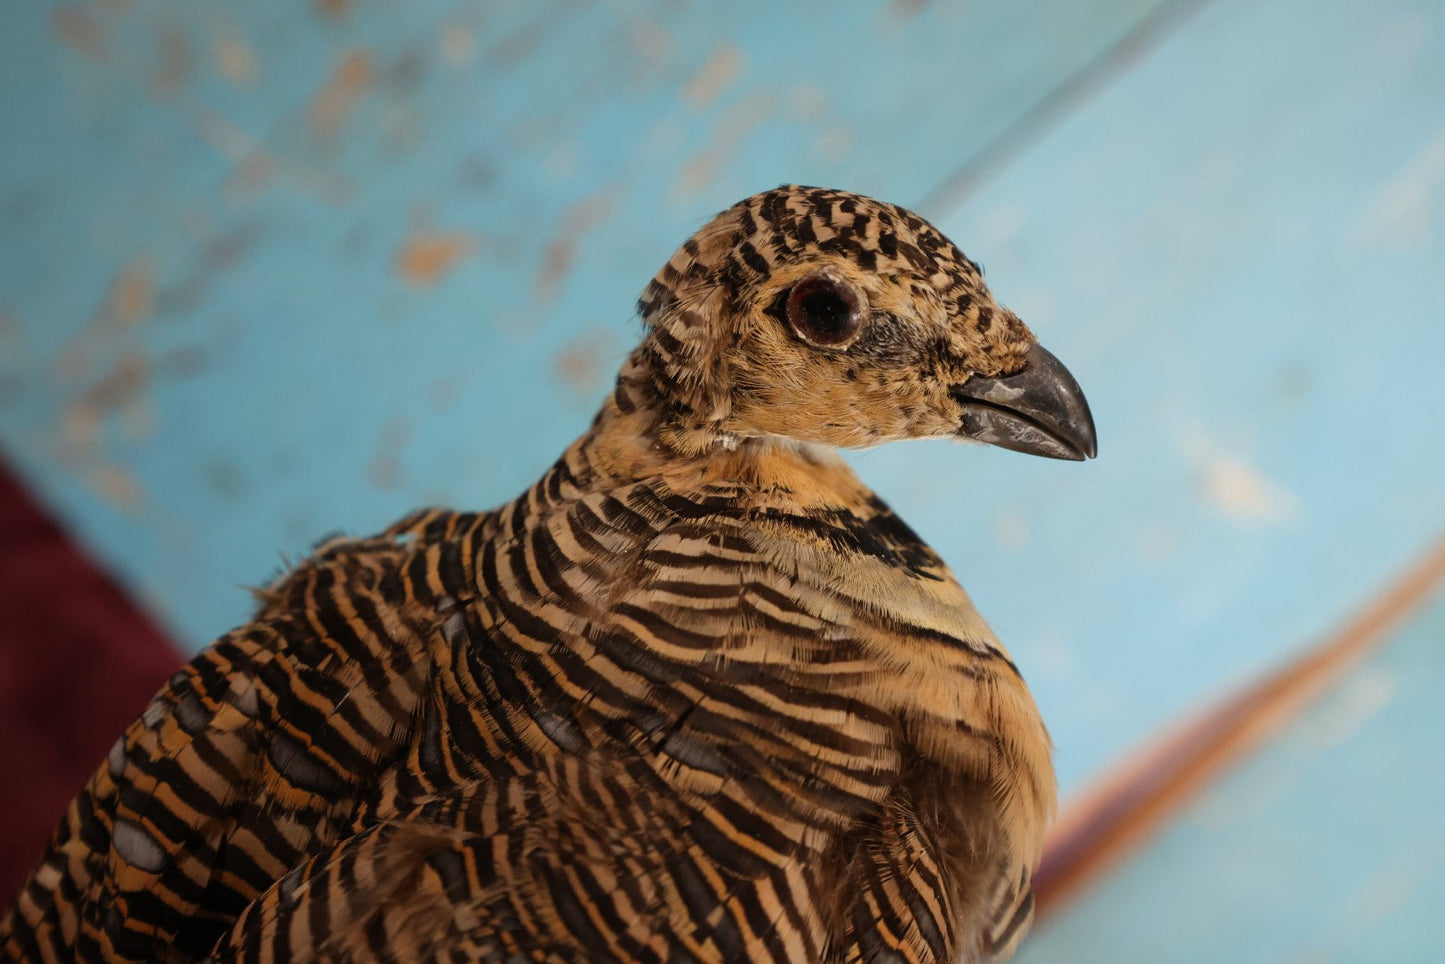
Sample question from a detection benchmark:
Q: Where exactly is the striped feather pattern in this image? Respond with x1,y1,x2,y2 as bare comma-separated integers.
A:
2,187,1065,962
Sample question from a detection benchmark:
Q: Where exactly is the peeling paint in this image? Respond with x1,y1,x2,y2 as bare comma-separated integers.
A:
684,45,744,108
426,376,462,411
52,5,104,59
366,417,411,490
627,18,670,67
87,463,145,513
214,28,258,87
553,330,620,395
56,260,155,384
310,50,373,139
395,229,476,287
1198,454,1298,525
671,94,775,199
152,22,192,96
439,22,477,67
536,189,617,302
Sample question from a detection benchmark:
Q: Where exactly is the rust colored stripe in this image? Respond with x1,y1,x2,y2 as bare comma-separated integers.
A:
1034,532,1445,918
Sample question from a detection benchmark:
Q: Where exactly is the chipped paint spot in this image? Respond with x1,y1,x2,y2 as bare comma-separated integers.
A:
214,29,258,87
88,463,145,512
202,459,247,501
788,85,826,121
379,416,411,451
152,22,192,96
1199,454,1298,525
553,330,620,395
226,151,275,196
56,261,154,383
84,352,150,415
367,454,400,489
484,16,548,70
395,229,476,287
110,262,155,330
310,50,372,139
367,417,411,489
671,95,774,199
316,0,351,18
457,152,497,190
627,18,670,67
684,45,744,108
426,376,462,411
991,512,1029,552
536,190,617,302
52,5,104,59
440,22,476,67
815,125,854,164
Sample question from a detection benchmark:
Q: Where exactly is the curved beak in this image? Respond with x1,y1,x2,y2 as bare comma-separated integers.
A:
949,344,1097,461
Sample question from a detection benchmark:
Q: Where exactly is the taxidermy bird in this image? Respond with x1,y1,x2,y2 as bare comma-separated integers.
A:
1,185,1095,963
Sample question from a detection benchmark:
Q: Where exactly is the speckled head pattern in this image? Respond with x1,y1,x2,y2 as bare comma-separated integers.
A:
625,185,1037,452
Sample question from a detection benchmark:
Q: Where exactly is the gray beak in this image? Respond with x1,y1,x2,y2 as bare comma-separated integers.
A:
949,344,1098,461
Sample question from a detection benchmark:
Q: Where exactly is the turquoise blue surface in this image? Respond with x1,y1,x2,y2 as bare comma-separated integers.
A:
1020,587,1445,963
2,0,1443,824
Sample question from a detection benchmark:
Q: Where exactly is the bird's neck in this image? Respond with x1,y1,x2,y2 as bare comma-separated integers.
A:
574,345,869,507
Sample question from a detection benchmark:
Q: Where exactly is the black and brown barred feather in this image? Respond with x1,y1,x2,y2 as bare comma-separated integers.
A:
2,186,1095,962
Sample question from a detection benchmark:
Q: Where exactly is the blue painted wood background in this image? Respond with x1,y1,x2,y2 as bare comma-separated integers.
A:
3,0,1443,955
1019,587,1445,963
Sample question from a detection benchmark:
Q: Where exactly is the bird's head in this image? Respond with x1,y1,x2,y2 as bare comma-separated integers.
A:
624,185,1096,461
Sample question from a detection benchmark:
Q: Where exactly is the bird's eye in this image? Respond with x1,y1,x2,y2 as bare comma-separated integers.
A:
786,273,863,348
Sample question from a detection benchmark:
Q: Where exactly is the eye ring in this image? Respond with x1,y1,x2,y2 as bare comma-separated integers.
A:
786,272,864,348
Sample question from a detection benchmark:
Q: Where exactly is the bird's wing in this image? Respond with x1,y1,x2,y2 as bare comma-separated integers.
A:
0,511,481,963
825,772,1040,964
209,755,808,963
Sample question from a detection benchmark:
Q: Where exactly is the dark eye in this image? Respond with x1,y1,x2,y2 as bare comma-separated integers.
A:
786,273,863,348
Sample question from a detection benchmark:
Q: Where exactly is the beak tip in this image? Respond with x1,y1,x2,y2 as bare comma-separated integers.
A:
951,343,1098,462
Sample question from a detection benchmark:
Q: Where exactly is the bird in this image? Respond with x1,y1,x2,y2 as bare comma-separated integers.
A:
1,185,1096,963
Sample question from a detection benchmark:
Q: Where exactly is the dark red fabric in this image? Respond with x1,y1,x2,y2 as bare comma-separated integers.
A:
0,463,183,908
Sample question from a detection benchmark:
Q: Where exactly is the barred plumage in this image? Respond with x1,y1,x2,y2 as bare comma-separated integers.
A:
2,185,1096,962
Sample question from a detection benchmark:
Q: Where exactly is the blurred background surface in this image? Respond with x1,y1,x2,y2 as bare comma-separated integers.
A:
2,0,1443,957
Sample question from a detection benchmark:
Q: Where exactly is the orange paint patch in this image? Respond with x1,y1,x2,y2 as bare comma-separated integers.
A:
214,30,258,87
683,45,743,108
395,230,476,287
52,5,104,59
88,463,145,512
152,23,192,95
316,0,351,18
109,262,155,329
310,50,372,139
84,352,150,413
670,95,774,199
439,22,476,67
553,331,619,395
536,190,617,302
226,151,275,196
